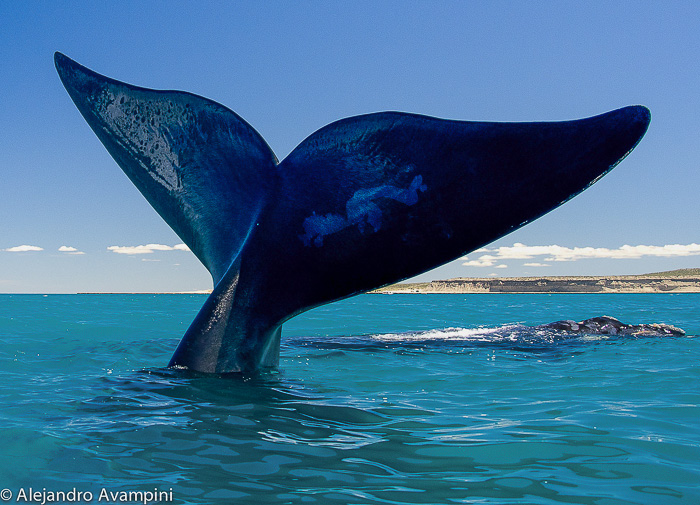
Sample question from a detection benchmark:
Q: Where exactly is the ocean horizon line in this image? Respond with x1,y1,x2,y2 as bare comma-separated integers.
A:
2,268,699,295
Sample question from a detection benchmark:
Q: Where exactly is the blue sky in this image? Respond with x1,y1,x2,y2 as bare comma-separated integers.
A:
1,1,699,293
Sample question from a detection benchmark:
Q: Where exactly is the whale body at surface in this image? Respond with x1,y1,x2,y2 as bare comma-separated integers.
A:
538,316,685,337
55,52,651,373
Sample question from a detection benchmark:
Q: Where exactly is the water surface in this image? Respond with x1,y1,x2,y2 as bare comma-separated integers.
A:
0,294,698,504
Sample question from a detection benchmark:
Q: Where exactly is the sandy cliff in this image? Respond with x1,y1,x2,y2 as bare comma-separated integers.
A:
376,274,700,294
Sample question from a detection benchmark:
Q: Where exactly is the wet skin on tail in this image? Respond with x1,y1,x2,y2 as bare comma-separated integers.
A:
54,52,651,373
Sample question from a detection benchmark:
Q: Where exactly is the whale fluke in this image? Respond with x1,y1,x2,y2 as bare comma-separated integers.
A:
55,52,651,373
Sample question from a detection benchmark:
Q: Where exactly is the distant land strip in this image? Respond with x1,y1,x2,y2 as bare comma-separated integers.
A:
373,268,700,294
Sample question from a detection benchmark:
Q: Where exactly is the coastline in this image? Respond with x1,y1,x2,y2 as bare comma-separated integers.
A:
373,275,700,294
9,270,700,295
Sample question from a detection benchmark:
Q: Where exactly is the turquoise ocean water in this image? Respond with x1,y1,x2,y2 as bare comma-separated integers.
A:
0,293,698,504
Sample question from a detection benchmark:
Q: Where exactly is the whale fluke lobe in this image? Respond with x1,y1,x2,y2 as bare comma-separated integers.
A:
53,52,277,285
55,52,651,373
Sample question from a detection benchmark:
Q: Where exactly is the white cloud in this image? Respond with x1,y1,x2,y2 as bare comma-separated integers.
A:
494,264,508,269
4,245,43,252
458,248,490,261
462,254,498,267
59,246,85,255
108,245,155,255
524,262,550,267
108,243,190,255
463,243,700,266
146,244,176,251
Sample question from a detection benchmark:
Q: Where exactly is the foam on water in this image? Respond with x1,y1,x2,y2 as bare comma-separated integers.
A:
372,325,518,341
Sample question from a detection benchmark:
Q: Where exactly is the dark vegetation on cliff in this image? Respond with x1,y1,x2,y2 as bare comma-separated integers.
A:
644,268,700,277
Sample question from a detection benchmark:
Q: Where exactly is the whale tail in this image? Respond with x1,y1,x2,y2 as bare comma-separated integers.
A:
55,52,651,373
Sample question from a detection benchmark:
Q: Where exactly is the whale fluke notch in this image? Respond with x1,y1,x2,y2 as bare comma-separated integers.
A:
55,52,651,373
